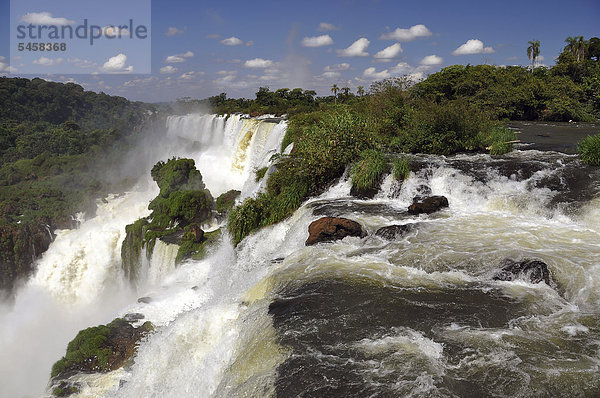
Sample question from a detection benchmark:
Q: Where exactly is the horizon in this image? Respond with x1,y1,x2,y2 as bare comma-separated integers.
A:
0,0,599,102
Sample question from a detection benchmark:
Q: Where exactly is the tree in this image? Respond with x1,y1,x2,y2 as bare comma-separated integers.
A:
331,83,339,103
342,86,350,96
565,36,586,62
527,40,540,71
357,86,365,97
587,37,600,62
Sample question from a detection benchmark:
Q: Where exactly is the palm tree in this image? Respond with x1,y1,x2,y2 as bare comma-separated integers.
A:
331,83,339,104
575,36,586,62
342,86,350,96
357,86,365,97
527,40,540,71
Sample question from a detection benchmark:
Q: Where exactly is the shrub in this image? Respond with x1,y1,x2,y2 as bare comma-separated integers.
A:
255,166,268,182
215,190,240,214
578,133,600,166
484,126,517,155
392,157,410,182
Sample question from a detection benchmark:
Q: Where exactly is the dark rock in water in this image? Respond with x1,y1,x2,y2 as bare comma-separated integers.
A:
350,184,380,200
191,286,199,290
51,318,153,379
271,257,285,264
494,258,551,285
408,195,449,215
375,223,417,240
186,224,204,243
306,217,366,246
137,296,152,304
123,313,145,322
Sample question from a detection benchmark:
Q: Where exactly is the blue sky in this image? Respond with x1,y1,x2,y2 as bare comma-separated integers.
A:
1,0,599,102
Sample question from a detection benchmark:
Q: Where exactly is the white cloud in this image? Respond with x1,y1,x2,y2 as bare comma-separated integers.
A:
244,58,274,68
420,54,443,65
123,76,157,87
166,27,185,36
165,51,194,63
160,65,178,74
380,24,431,41
221,36,244,46
101,25,130,37
390,62,414,74
324,63,350,72
374,43,402,60
33,56,63,66
245,40,254,46
337,38,370,57
363,67,390,79
100,53,133,73
317,22,338,31
452,39,495,55
180,71,203,80
20,12,74,26
321,71,341,79
67,58,96,68
0,62,17,73
301,34,334,47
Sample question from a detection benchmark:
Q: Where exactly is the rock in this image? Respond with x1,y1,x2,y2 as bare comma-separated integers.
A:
375,224,416,240
271,257,285,264
306,217,366,246
123,313,145,322
51,318,154,379
137,296,152,304
216,189,241,214
493,258,551,285
350,184,380,199
159,229,184,245
186,224,204,243
408,195,449,215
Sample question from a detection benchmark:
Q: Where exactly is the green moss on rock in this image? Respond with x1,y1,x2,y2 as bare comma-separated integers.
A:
216,190,241,214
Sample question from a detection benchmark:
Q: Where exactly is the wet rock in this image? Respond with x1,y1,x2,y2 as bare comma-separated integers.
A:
306,217,366,246
350,184,380,200
51,318,154,379
52,381,80,397
191,286,199,290
186,224,204,243
216,189,241,214
493,258,551,285
408,195,449,215
123,313,145,322
375,223,417,240
137,296,152,304
160,229,184,245
271,257,285,264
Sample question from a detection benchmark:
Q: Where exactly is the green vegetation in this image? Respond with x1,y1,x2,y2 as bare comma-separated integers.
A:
51,318,153,379
0,78,153,293
350,149,388,197
52,382,80,397
392,157,411,182
215,190,241,214
255,166,268,182
121,158,216,280
578,133,600,166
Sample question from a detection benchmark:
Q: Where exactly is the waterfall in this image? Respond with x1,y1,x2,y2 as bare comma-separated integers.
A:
0,114,288,398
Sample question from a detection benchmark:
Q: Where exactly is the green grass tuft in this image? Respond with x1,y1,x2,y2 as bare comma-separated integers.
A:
578,133,600,166
255,166,268,182
392,157,410,182
351,149,387,192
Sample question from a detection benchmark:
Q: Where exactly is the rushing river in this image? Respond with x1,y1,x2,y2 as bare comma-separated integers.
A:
1,117,599,397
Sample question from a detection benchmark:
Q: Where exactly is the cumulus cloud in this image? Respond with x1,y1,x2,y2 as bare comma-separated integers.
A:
380,24,431,41
20,12,74,26
244,58,273,68
337,38,370,57
100,53,133,73
33,56,63,66
180,71,203,80
160,65,178,74
374,43,402,60
123,76,157,87
221,36,244,46
301,34,334,47
363,67,390,79
165,51,194,63
0,62,17,73
452,39,495,55
419,54,443,65
166,27,185,36
317,22,339,31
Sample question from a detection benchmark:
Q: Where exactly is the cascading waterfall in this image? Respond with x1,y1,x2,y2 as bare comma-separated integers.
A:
1,115,599,397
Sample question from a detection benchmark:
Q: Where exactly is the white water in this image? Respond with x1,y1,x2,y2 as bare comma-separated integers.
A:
1,114,599,397
0,114,288,398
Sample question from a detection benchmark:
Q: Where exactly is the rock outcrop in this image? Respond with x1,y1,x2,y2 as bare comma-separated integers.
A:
306,217,366,246
375,223,417,240
493,258,551,285
408,195,449,215
51,318,154,380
